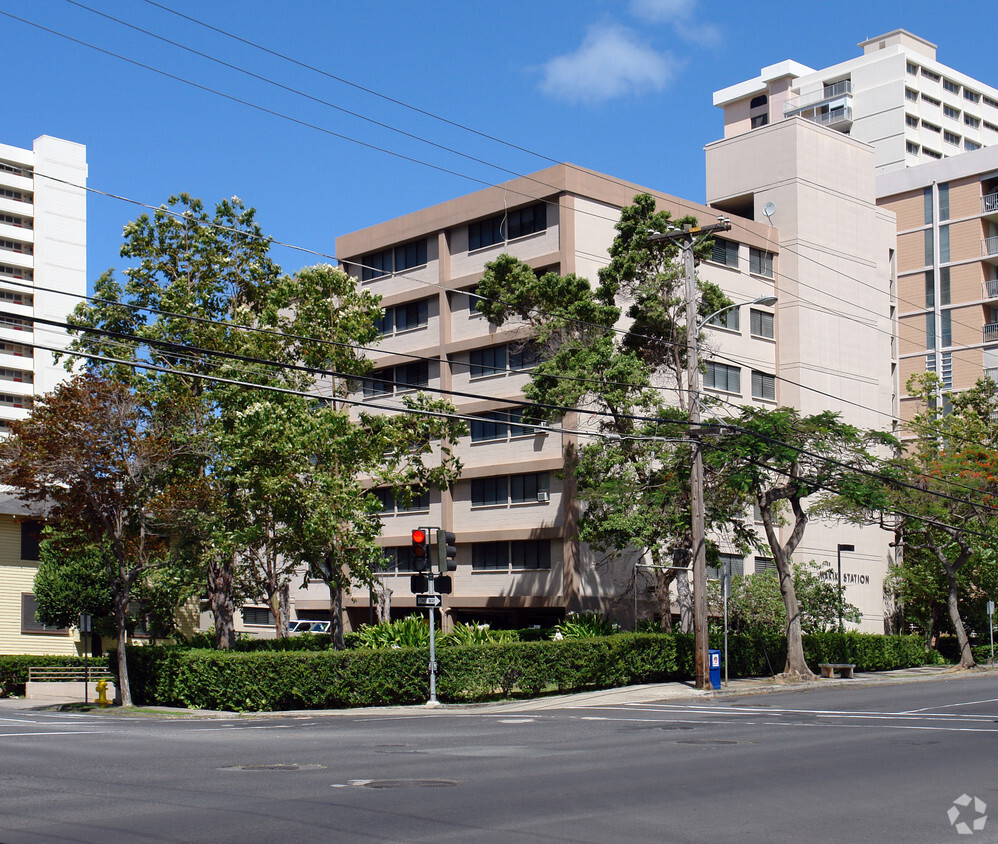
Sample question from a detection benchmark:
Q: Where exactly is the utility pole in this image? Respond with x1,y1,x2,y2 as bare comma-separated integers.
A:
650,219,730,691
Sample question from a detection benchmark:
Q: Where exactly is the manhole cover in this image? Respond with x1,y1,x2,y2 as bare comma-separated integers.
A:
676,740,739,745
362,780,457,789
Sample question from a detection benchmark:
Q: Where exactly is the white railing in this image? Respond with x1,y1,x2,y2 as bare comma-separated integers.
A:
982,192,998,214
784,80,853,114
984,236,998,257
985,323,998,343
810,107,854,127
985,367,998,383
985,279,998,298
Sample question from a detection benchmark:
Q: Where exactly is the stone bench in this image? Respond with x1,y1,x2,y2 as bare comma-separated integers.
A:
818,663,855,679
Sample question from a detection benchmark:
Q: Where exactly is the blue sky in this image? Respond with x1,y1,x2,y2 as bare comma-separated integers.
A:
6,1,996,287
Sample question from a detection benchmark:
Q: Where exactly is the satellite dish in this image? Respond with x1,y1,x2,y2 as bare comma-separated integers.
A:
762,201,777,222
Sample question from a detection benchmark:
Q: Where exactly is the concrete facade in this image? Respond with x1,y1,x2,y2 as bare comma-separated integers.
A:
713,30,998,175
0,135,86,655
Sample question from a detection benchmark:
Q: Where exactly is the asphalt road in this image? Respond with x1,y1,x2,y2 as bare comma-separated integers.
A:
2,674,997,843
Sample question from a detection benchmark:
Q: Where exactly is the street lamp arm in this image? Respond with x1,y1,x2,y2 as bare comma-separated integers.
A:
698,295,779,331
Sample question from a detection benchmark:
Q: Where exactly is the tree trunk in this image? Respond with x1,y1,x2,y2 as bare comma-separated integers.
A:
329,577,345,650
676,570,693,633
777,560,810,677
374,580,392,624
113,589,131,707
208,550,236,649
944,566,975,669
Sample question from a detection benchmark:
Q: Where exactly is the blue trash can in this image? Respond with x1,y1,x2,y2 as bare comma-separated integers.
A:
708,649,721,690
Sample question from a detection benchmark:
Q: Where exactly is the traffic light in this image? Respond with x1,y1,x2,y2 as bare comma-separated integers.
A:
411,528,430,572
436,530,456,574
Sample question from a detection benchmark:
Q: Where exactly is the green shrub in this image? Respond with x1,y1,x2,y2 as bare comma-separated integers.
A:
354,615,430,649
442,622,516,647
555,612,620,639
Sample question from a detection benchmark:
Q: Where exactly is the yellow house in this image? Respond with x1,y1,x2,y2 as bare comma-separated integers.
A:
0,495,79,656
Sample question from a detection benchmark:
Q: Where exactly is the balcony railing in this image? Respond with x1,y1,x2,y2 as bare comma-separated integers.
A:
986,367,998,383
985,323,998,343
809,107,854,127
983,192,998,215
984,236,998,257
784,80,853,114
985,278,998,299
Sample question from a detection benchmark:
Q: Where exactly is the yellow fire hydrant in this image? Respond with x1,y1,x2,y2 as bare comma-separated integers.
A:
95,677,110,708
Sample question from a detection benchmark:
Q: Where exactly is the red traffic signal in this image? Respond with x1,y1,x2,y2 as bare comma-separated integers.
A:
411,528,429,571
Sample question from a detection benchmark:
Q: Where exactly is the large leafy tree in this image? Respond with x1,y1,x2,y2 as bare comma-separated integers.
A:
708,407,893,677
884,374,998,668
476,195,744,629
0,375,197,705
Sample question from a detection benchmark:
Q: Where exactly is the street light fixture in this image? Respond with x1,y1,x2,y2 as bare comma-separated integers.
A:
837,543,855,633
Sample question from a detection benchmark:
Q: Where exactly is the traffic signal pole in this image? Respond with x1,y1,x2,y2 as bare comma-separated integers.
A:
427,569,439,706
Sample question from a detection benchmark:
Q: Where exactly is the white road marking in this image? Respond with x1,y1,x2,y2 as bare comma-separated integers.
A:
0,730,106,738
901,696,998,713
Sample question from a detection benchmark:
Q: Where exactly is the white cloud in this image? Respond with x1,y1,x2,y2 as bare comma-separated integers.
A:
628,0,720,45
539,25,678,104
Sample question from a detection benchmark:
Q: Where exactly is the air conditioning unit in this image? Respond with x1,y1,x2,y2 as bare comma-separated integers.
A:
537,491,551,502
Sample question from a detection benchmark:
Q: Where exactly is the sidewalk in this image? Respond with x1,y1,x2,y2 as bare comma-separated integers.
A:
1,664,984,718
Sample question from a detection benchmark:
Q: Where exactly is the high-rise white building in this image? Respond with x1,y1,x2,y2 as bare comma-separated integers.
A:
713,29,998,174
0,135,86,656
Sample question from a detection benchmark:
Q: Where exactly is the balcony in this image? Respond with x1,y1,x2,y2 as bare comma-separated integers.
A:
982,192,998,216
985,323,998,344
986,367,998,383
984,236,998,258
784,80,854,114
985,278,998,299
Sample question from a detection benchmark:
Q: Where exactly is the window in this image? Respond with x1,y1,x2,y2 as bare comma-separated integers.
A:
242,607,275,626
985,95,998,109
750,94,768,109
751,370,776,401
707,308,739,331
0,188,29,202
922,121,941,133
925,271,935,308
943,79,960,94
0,266,32,280
711,238,738,267
754,556,777,573
749,309,774,339
379,546,419,574
470,407,531,442
966,140,982,151
965,89,981,103
0,368,31,383
0,239,31,254
360,238,427,281
469,343,539,378
922,94,941,106
0,214,31,229
472,473,549,507
378,299,429,335
940,267,951,305
0,393,31,409
922,69,940,82
924,148,942,159
21,520,41,561
472,540,551,571
21,593,67,634
704,362,740,394
965,114,981,129
906,62,919,76
939,225,950,263
708,553,744,581
941,310,952,347
926,312,936,350
373,486,429,514
938,183,950,221
986,122,998,133
906,142,920,156
906,114,919,128
923,187,933,225
944,105,960,120
468,203,547,250
749,248,773,278
750,114,768,129
0,342,31,357
0,290,31,305
924,229,934,266
942,129,959,144
905,88,918,103
362,361,430,397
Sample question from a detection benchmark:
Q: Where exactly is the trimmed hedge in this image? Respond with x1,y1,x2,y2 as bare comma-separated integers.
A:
0,654,108,697
117,631,928,712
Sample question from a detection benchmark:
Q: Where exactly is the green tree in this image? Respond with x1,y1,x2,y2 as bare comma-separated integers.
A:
33,529,113,631
709,407,892,677
883,373,998,667
476,195,746,630
724,563,862,636
0,375,198,705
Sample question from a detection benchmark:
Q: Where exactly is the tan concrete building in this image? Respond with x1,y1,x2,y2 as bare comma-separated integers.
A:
878,145,998,421
247,153,896,634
